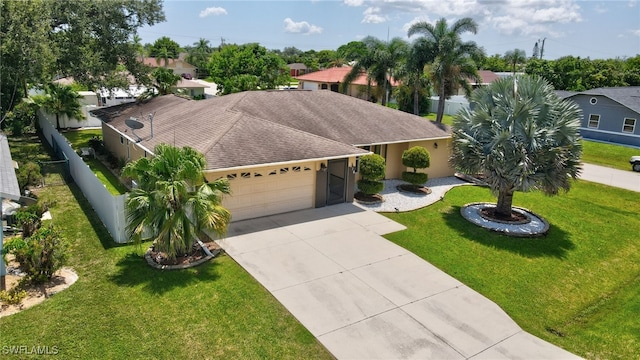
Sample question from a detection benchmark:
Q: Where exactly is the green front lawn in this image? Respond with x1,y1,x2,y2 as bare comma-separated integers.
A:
61,128,102,149
384,182,640,359
1,135,333,359
581,140,639,171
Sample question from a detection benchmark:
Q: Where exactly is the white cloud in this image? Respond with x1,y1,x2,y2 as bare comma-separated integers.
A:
344,0,364,6
362,7,387,24
199,7,227,17
355,0,584,37
283,18,323,35
402,15,433,33
632,29,640,37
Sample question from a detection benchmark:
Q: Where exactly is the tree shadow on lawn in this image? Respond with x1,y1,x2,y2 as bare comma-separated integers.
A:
443,206,575,259
108,253,221,295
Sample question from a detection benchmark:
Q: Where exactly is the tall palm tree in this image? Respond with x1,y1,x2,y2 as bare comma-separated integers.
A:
342,36,408,106
504,49,527,74
450,75,583,218
41,83,85,130
408,17,483,123
123,145,231,261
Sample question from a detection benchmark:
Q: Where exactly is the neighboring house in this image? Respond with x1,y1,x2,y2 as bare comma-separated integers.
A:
295,66,398,102
288,63,310,77
456,70,501,95
91,91,454,221
173,79,208,98
140,57,197,79
560,87,640,147
98,85,148,107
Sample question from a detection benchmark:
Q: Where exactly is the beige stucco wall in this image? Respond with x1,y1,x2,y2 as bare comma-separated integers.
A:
408,139,455,179
102,123,148,164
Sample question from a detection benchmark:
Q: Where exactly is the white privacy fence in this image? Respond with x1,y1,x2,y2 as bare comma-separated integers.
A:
38,110,128,243
430,96,470,116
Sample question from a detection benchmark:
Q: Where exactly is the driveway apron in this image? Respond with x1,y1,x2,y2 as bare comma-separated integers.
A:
217,204,580,359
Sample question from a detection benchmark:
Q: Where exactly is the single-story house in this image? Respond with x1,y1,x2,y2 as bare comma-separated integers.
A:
90,90,454,221
559,87,640,147
295,66,398,103
173,79,208,98
287,63,310,77
455,70,501,95
141,57,197,79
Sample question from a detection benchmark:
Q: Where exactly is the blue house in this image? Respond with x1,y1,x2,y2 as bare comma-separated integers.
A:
560,87,640,147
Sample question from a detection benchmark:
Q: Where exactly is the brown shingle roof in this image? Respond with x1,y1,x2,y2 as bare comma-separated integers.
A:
91,91,449,170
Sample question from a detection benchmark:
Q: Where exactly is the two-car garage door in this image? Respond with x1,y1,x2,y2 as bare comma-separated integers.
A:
218,163,317,221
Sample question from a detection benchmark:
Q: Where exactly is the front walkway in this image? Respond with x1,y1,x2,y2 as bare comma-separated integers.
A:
217,204,580,359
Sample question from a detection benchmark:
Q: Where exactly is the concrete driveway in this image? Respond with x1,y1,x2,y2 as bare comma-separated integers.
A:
217,204,580,359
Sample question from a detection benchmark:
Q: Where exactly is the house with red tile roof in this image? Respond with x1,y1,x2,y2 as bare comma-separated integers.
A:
295,66,398,103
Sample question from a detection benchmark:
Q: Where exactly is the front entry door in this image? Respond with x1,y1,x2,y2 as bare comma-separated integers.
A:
327,159,347,205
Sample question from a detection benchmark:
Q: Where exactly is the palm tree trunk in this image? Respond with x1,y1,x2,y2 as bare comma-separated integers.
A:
496,189,514,218
436,81,446,123
413,86,419,115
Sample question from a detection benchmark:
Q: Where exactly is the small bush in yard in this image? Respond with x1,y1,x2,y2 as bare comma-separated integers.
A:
13,205,43,238
16,162,43,192
3,225,69,284
401,146,431,187
0,289,28,305
357,154,386,196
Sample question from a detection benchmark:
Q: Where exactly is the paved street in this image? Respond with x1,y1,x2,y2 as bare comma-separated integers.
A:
580,163,640,192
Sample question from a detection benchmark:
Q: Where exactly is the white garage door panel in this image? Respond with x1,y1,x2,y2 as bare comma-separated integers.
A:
222,164,316,221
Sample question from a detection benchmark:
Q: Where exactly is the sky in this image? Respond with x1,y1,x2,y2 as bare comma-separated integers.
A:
139,0,640,60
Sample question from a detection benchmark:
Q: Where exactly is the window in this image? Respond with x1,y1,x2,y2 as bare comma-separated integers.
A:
590,97,597,105
588,114,600,129
241,172,251,179
226,173,237,180
321,84,328,90
120,136,124,144
623,118,636,133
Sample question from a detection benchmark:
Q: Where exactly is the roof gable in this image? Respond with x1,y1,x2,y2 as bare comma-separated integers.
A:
567,87,640,114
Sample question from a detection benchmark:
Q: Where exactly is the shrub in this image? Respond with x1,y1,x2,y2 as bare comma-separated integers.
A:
3,225,69,284
401,146,431,186
357,179,384,195
402,171,428,186
88,136,105,154
358,154,386,195
0,289,28,305
14,204,43,238
2,101,38,136
359,154,385,181
16,162,42,192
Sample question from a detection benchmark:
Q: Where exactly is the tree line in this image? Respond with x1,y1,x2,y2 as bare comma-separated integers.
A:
2,0,639,129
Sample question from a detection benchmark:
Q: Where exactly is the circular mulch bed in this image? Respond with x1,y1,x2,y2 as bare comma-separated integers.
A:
396,184,432,195
354,192,384,205
460,202,549,237
145,241,222,270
